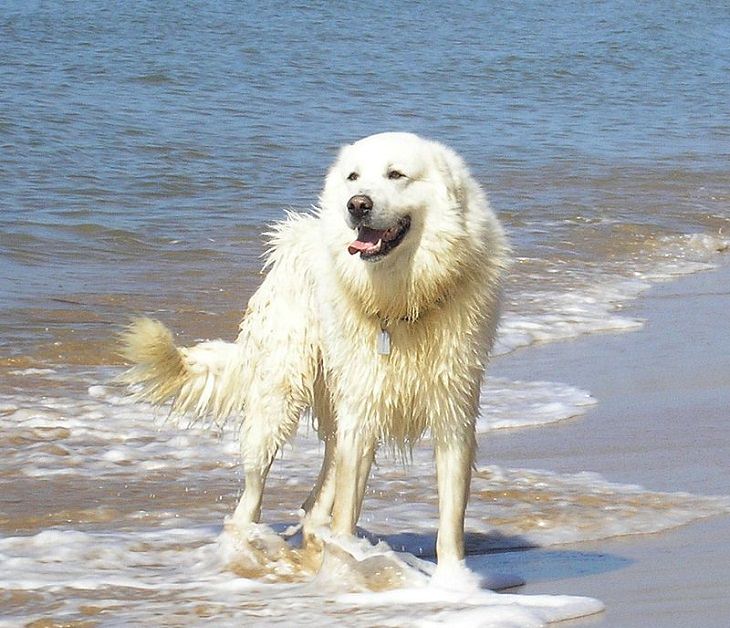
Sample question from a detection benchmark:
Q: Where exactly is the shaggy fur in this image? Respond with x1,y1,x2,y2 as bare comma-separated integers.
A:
120,132,509,569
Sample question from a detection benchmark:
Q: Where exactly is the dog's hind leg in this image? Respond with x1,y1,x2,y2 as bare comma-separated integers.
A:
300,375,338,544
230,455,275,528
300,433,336,546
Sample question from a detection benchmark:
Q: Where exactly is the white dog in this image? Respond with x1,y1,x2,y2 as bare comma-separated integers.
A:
120,132,508,571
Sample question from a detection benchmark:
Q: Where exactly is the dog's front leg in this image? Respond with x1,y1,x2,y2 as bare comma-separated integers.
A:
330,426,376,536
434,435,475,565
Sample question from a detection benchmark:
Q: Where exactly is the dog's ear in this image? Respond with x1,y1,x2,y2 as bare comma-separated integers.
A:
431,143,469,209
320,144,351,201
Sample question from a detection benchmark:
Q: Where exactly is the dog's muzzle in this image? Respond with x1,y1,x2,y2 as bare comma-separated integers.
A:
347,215,412,261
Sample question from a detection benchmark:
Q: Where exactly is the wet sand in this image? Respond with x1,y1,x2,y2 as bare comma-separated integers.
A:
486,262,730,626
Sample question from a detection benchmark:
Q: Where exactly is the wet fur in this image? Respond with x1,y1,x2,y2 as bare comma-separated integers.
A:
120,132,509,570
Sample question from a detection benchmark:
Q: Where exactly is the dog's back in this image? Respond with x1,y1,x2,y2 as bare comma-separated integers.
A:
120,213,324,448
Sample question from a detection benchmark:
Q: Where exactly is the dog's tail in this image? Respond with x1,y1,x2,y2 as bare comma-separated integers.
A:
118,317,247,425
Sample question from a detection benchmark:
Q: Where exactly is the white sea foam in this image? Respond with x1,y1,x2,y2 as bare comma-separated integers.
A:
7,367,57,376
0,521,603,627
0,375,593,489
494,232,729,355
494,286,646,356
466,466,730,548
479,377,596,431
364,463,730,557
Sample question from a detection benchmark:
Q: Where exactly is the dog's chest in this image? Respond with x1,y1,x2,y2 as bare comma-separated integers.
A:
323,313,474,398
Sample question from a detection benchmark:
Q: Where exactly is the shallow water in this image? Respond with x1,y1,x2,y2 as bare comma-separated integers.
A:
1,1,730,626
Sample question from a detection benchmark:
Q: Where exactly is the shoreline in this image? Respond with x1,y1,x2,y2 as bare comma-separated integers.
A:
485,261,730,626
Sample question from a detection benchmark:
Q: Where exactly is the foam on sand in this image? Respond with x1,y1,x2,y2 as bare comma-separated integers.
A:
468,466,730,548
479,377,596,431
0,521,604,627
494,232,730,356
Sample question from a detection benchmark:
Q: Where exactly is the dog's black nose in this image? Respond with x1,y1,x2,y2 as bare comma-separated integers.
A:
347,194,373,220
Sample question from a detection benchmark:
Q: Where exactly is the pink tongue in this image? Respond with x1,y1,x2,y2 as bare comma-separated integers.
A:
348,227,386,255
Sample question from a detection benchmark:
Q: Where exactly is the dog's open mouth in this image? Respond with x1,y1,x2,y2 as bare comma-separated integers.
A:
347,216,411,260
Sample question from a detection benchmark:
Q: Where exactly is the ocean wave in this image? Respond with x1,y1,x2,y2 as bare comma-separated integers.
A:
495,232,729,355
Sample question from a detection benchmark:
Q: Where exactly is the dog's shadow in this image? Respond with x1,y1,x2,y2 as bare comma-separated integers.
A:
367,531,634,588
372,530,631,587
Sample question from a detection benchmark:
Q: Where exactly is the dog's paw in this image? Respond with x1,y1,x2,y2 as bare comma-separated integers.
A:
430,560,484,592
430,560,525,592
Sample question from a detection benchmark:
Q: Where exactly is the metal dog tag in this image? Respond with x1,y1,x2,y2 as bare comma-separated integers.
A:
377,328,391,355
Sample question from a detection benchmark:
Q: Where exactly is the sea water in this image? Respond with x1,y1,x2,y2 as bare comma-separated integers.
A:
1,1,729,626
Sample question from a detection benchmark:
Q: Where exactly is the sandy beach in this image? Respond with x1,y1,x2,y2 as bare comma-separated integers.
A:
486,261,730,626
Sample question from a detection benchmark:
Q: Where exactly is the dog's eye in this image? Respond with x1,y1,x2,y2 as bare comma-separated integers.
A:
387,169,406,180
347,172,359,181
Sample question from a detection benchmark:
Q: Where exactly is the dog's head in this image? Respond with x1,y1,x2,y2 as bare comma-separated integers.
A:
318,132,504,316
324,132,426,263
321,132,484,259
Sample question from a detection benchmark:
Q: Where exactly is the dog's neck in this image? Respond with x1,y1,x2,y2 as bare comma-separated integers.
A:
326,229,493,330
377,292,447,326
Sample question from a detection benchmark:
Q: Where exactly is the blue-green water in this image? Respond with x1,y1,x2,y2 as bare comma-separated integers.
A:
1,2,728,339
